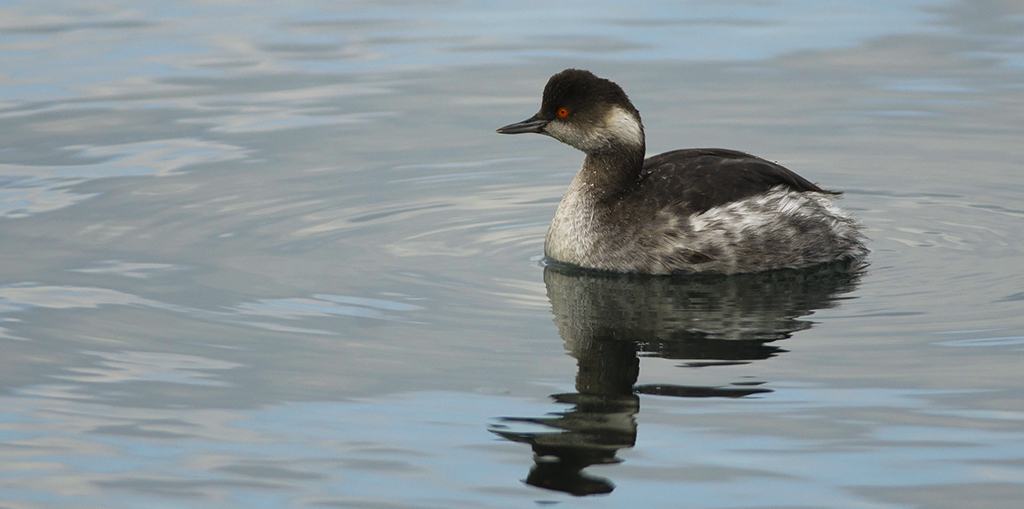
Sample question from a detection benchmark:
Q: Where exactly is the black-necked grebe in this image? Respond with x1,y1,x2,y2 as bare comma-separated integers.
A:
497,68,867,275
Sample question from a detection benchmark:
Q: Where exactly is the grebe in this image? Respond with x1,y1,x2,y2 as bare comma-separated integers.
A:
497,68,867,274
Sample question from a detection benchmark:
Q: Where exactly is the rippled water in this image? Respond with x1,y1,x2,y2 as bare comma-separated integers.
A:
2,1,1024,507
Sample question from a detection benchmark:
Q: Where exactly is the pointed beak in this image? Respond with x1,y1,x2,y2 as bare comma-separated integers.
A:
496,114,548,135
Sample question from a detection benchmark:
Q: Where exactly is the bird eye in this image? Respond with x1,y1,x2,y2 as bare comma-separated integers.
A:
556,107,570,118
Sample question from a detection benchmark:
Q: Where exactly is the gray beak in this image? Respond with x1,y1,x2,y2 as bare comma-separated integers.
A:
496,114,548,134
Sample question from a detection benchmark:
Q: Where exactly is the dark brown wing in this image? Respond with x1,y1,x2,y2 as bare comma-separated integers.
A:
639,148,836,213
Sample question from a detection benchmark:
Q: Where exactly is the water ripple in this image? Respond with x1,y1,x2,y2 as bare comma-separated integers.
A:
0,139,247,218
54,350,241,386
232,294,421,322
70,261,182,279
0,283,423,340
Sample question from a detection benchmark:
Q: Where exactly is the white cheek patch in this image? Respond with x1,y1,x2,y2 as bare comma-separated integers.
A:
544,121,582,146
603,106,644,149
544,105,644,153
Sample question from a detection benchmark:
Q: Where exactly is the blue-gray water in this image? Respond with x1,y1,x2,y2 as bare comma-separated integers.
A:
2,1,1024,507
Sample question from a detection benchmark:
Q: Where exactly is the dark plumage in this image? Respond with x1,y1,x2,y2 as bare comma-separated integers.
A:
638,148,837,214
498,69,867,274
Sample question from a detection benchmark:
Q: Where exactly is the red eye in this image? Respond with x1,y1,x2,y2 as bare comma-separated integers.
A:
556,107,570,118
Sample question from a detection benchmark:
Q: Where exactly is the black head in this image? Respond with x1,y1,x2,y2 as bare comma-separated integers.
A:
497,69,645,154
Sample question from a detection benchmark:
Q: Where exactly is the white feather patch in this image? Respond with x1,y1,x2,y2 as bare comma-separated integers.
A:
604,106,643,149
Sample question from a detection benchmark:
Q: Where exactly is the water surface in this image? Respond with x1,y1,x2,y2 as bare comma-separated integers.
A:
1,1,1024,507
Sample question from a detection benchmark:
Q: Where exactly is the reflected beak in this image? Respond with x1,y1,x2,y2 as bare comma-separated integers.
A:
496,114,548,134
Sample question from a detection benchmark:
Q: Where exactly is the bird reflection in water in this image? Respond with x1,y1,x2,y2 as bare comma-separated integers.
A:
490,262,863,496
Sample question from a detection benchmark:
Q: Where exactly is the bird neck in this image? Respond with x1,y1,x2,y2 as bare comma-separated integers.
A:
578,144,646,203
